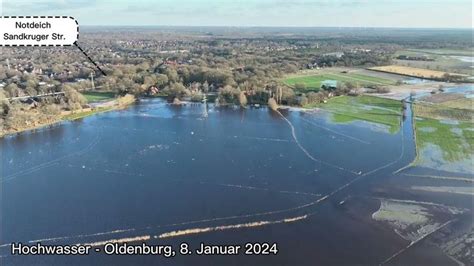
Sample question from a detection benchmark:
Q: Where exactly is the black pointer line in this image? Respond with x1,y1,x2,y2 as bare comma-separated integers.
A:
74,42,107,76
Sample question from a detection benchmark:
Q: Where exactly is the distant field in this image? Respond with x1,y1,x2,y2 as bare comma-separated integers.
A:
407,48,474,57
369,65,465,80
394,49,474,76
306,95,402,133
284,72,395,91
82,91,116,103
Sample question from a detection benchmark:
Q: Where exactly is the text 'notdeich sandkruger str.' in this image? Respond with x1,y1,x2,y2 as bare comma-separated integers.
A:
0,16,78,46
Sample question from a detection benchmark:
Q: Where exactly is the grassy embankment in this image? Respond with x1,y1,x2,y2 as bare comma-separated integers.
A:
305,95,403,133
63,94,135,121
2,94,135,137
62,107,114,120
284,71,395,92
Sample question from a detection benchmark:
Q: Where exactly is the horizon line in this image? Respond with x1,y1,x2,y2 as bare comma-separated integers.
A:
79,25,474,30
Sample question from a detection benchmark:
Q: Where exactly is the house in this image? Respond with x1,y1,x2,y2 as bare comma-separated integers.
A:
148,86,160,96
306,63,320,69
21,98,39,109
321,80,338,90
323,52,344,58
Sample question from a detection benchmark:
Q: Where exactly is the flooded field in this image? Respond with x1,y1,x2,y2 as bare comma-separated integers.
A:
1,98,471,265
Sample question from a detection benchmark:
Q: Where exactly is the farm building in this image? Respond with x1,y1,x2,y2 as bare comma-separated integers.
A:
321,80,338,90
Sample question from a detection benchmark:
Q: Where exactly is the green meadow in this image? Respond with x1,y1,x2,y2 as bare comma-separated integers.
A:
82,91,116,103
306,95,403,133
284,72,395,91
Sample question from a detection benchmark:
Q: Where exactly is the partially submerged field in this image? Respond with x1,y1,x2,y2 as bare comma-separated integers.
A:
284,69,395,91
306,95,403,133
415,118,473,163
413,93,473,172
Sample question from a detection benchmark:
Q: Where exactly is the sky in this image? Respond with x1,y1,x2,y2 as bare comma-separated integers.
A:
1,0,473,28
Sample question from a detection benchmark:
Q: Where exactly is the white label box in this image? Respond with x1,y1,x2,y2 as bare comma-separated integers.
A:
0,16,78,46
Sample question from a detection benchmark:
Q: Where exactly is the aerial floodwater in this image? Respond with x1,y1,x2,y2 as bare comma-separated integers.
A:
1,98,471,265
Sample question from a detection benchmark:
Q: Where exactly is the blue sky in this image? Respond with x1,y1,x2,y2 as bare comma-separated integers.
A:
1,0,472,28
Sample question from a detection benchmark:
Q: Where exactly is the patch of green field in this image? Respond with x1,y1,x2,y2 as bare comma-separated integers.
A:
284,75,328,91
359,97,401,111
341,73,395,85
284,72,395,91
306,95,403,133
415,118,473,163
82,91,116,103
